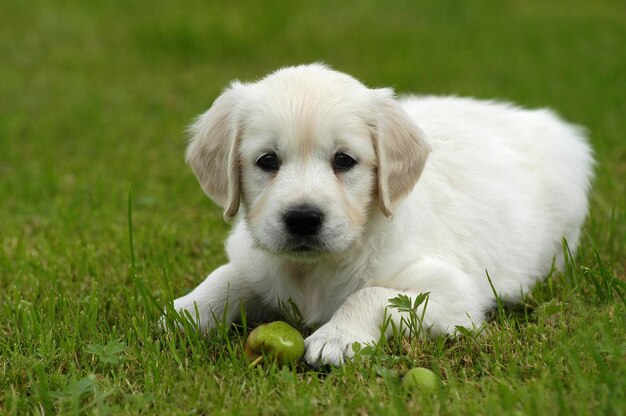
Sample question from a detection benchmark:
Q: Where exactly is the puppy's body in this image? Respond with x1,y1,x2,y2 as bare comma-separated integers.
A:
173,65,593,366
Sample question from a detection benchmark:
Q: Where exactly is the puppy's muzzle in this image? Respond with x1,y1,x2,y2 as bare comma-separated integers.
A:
283,205,324,236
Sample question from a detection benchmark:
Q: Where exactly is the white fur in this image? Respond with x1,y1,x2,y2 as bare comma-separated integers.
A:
172,64,593,367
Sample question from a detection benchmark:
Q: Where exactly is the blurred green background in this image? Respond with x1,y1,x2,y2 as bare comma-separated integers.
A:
1,0,625,414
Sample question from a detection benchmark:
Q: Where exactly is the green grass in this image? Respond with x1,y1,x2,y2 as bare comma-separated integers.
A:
1,0,625,414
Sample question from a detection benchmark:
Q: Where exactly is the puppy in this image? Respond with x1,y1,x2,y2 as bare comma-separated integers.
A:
172,64,593,366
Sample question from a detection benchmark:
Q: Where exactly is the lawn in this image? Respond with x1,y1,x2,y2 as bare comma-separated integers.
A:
1,0,625,414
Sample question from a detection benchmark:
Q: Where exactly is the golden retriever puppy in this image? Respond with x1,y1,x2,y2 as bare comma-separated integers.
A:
171,64,593,366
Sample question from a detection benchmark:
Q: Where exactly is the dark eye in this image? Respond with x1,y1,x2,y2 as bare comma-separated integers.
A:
256,153,280,172
333,152,358,172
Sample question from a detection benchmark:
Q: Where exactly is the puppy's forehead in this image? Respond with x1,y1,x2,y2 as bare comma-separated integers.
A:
240,67,376,155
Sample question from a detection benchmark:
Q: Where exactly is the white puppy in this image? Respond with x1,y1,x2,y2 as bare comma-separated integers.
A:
172,64,593,366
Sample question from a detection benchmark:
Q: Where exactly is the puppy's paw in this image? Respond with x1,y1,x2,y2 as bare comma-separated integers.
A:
157,314,171,332
157,308,187,333
304,322,373,367
158,298,209,333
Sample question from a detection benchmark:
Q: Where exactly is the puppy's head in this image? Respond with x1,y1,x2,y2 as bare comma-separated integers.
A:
186,64,430,259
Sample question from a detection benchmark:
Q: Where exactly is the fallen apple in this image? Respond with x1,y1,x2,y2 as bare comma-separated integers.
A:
245,321,305,365
401,367,441,393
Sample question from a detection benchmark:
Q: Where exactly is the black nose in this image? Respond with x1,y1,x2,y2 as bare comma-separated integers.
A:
284,205,324,236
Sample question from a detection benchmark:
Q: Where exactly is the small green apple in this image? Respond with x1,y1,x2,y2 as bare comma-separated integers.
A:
401,367,441,393
245,321,304,365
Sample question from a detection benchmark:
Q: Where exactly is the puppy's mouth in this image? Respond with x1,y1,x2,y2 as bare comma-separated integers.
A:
278,237,332,258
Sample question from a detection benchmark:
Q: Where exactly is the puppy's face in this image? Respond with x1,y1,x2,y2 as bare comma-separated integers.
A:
186,65,431,260
238,83,378,258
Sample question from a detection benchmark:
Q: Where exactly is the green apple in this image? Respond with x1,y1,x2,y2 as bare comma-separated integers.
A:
401,367,441,393
245,321,305,365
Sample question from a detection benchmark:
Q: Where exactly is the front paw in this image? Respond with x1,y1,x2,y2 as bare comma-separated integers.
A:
159,297,211,332
304,322,373,367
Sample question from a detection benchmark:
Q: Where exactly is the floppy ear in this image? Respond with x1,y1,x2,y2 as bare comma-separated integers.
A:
373,89,431,217
185,83,243,221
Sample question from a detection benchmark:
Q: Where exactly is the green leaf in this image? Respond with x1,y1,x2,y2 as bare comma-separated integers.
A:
86,340,127,365
454,325,475,337
387,294,413,312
